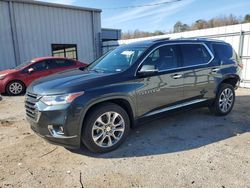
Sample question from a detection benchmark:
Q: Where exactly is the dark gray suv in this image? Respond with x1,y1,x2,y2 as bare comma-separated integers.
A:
25,38,242,153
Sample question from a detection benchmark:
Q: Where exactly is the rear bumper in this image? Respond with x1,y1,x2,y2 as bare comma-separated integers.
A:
235,79,241,89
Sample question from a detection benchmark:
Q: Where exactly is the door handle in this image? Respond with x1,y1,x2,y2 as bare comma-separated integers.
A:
211,68,220,73
172,74,183,79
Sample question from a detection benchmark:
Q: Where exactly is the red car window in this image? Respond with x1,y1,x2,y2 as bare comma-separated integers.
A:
30,61,50,71
55,59,75,67
47,60,59,69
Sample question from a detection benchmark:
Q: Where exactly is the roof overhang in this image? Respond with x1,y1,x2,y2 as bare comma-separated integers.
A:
0,0,102,12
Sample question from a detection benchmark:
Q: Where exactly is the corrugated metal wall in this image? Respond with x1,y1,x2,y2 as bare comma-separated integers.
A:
101,28,121,41
0,0,101,70
0,1,16,70
103,23,250,88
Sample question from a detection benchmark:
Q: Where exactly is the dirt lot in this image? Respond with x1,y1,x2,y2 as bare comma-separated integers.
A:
0,88,250,188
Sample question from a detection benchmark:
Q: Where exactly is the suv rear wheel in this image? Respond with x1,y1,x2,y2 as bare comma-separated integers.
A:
209,83,235,116
82,103,130,153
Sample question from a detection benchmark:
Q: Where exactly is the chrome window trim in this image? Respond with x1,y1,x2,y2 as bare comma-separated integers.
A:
135,42,215,76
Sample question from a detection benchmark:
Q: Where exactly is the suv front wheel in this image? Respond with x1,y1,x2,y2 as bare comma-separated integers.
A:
82,103,130,153
209,83,235,116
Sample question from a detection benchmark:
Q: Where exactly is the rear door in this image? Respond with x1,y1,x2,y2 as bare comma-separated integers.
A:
180,43,217,101
49,59,77,74
135,44,184,116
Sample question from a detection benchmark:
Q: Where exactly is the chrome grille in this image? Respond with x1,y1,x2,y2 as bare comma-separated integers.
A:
25,92,39,121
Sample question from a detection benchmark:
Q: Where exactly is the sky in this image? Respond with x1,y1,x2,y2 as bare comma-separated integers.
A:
38,0,250,32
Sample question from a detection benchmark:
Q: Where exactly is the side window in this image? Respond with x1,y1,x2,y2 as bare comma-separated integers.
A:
47,60,59,69
181,44,212,66
30,61,49,71
212,44,234,63
143,45,180,71
52,44,77,60
49,59,75,68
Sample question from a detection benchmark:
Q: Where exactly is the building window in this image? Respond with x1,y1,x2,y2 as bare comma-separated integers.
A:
52,44,78,60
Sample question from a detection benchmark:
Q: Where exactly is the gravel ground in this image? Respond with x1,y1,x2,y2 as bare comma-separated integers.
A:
0,88,250,188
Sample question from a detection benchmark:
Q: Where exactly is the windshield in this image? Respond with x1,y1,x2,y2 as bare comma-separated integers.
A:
88,46,146,73
15,61,32,70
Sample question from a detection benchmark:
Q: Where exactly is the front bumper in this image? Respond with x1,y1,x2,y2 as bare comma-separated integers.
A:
28,117,80,149
25,94,83,149
0,81,5,94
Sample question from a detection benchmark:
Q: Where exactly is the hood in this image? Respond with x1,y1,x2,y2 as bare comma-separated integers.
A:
0,69,18,75
28,68,113,95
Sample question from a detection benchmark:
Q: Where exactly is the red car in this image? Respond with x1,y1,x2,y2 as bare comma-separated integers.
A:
0,57,87,95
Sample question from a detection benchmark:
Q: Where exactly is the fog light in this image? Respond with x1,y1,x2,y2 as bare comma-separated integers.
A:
48,125,64,136
59,126,64,133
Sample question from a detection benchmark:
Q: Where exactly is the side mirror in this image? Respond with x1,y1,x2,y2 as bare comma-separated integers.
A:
137,65,159,77
28,68,34,74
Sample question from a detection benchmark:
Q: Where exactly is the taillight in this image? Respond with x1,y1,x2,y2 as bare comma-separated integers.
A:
238,63,243,69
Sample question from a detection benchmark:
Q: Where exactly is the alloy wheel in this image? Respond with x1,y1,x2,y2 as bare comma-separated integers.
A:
92,111,125,148
9,82,23,95
219,88,234,113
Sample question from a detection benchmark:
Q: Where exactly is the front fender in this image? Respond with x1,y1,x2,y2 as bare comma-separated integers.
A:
77,92,136,134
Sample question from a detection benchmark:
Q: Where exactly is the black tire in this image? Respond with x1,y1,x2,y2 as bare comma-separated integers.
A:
82,103,130,153
209,83,235,116
6,81,26,96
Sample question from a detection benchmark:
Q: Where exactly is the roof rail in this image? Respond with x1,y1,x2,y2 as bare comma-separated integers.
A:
173,37,225,43
153,37,170,42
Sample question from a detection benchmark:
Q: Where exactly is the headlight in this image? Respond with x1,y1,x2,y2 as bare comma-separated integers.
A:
0,74,6,80
40,91,84,106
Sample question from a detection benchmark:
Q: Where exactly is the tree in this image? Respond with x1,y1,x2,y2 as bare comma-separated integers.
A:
192,19,208,30
173,21,189,33
122,13,248,39
121,30,165,39
225,14,239,25
244,14,250,23
154,30,165,36
206,15,240,28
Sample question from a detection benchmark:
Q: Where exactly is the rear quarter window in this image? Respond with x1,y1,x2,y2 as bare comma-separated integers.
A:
212,43,236,63
180,44,212,67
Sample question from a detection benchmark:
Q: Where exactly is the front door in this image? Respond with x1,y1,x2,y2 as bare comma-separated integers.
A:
23,60,52,86
135,44,184,117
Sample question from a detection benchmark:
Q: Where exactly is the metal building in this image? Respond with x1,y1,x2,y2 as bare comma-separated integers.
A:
101,28,121,54
101,28,121,42
0,0,101,70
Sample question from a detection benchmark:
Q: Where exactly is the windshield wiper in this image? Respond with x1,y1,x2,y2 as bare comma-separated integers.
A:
79,66,86,71
89,68,105,73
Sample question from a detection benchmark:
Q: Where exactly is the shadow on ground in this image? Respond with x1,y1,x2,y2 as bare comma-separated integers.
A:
0,93,25,97
69,95,250,158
